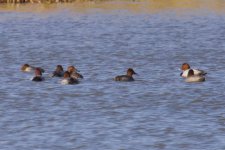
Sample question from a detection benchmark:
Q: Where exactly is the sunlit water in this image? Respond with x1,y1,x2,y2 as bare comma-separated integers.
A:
1,3,225,150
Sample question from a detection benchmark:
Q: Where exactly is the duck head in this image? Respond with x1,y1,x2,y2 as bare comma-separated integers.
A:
127,68,137,77
21,64,30,71
67,66,78,73
56,65,64,72
63,71,71,78
35,68,42,76
181,63,190,71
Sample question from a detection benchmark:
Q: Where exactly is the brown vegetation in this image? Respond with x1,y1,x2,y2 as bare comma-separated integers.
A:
0,0,224,15
0,0,118,3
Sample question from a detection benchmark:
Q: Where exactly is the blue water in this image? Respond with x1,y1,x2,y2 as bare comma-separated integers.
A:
0,5,225,150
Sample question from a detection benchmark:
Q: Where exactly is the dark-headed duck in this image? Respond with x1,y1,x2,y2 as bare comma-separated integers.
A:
115,68,137,81
51,65,64,77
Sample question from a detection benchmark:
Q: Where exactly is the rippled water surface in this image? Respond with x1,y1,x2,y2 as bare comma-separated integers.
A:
1,2,225,149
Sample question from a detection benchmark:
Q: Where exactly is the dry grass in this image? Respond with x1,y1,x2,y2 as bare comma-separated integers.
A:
0,0,225,14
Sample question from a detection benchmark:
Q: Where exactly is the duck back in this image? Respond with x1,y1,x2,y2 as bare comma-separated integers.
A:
193,69,207,76
181,69,207,78
32,76,44,82
115,75,134,81
71,72,83,79
51,71,64,77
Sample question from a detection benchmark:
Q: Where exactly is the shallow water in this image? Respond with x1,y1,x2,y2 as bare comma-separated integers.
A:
1,2,225,150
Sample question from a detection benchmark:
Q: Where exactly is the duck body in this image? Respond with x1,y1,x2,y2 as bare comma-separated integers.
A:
185,75,205,83
184,69,205,83
115,75,134,81
51,71,64,77
24,66,35,72
181,69,207,78
61,78,79,85
32,76,44,82
70,72,83,79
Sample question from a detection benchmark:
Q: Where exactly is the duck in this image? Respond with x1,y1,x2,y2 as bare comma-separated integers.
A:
180,63,206,78
50,65,64,77
61,71,79,85
21,64,45,73
114,68,137,81
67,66,83,79
185,69,205,83
32,68,45,82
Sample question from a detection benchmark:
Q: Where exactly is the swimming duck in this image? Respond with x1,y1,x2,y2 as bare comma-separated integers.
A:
67,66,83,79
61,71,79,85
114,68,137,81
50,65,64,77
21,64,45,73
185,69,205,83
32,68,45,82
180,63,206,78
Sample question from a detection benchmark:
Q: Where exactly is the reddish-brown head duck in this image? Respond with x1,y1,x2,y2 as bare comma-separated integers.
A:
32,68,44,82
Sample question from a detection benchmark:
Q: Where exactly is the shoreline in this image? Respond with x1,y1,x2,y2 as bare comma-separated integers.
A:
0,1,225,14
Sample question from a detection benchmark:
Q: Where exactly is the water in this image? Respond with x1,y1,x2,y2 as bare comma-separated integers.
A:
1,2,225,149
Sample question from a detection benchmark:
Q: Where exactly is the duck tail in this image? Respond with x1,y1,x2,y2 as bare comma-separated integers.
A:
114,76,120,81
